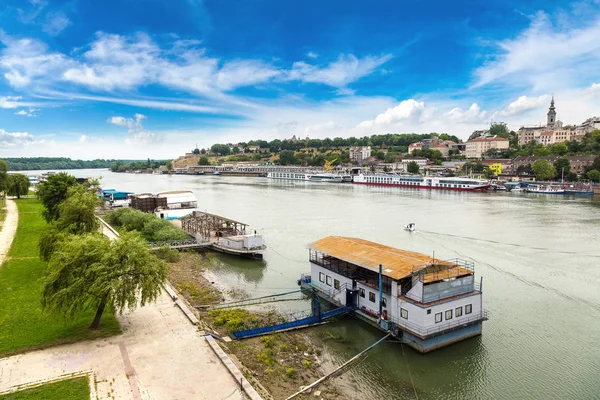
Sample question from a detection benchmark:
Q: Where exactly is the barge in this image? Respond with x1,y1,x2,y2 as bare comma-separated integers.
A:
300,236,486,353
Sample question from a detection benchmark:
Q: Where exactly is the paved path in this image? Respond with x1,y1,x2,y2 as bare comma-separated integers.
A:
0,291,242,399
0,199,18,266
0,209,247,399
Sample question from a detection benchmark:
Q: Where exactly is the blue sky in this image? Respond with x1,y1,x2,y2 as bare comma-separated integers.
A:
1,0,600,159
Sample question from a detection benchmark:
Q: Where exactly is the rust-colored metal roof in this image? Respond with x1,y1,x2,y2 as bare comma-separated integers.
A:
307,236,452,280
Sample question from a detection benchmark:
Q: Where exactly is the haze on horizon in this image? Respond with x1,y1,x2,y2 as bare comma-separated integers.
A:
1,0,600,160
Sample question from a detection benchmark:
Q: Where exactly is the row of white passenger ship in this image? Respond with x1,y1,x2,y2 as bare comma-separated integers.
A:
266,171,349,183
268,171,490,192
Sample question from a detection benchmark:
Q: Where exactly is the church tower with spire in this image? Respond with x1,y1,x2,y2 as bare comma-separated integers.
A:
547,96,556,128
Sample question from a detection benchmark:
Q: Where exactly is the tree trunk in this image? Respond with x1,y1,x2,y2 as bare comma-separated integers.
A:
90,296,108,330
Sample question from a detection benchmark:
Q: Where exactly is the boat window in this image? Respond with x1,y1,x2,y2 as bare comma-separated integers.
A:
401,308,408,319
326,276,332,286
319,272,325,283
334,279,340,290
445,309,453,320
455,306,463,317
368,292,376,302
359,288,365,298
381,298,387,307
427,309,431,314
435,312,442,323
465,304,472,314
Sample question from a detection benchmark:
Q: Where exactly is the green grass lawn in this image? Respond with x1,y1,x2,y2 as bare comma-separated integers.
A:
0,199,121,357
0,376,89,400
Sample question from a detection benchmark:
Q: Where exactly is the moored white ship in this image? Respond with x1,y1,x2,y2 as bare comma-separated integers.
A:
353,174,490,191
267,171,344,183
525,184,564,194
154,190,199,219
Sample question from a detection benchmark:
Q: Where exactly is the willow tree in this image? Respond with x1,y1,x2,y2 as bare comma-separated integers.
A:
36,172,78,222
42,232,168,329
39,186,100,261
7,174,30,198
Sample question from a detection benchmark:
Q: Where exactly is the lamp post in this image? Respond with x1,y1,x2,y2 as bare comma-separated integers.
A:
562,167,565,183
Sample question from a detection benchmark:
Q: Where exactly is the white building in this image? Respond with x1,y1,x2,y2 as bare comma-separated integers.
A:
302,236,486,353
349,146,371,164
576,117,600,134
465,137,509,159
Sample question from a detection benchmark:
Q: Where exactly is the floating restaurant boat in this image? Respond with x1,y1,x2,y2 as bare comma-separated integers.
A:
154,190,198,219
353,174,490,191
266,171,344,183
300,236,486,353
525,184,564,194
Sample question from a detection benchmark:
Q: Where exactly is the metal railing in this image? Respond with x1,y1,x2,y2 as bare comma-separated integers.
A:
405,282,481,304
149,239,207,248
377,310,488,338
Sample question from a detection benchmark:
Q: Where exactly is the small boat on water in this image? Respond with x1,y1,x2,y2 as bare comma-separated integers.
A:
490,183,507,191
213,171,221,176
509,186,524,193
525,184,564,194
405,223,416,232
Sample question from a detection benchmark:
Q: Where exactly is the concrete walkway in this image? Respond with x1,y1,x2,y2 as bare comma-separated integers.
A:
0,291,242,399
0,199,18,266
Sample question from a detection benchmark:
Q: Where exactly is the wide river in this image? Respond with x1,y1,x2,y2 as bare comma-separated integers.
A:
36,169,600,399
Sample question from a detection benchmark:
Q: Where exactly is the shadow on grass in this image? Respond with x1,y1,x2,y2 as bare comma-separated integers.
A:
0,199,122,358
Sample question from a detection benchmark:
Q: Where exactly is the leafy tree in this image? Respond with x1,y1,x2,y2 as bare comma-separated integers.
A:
42,232,168,329
566,172,578,182
407,161,420,174
232,146,240,154
587,169,600,183
375,151,385,160
192,148,200,155
36,172,78,222
198,156,210,165
489,123,510,138
278,150,296,165
7,174,30,198
472,161,485,173
553,158,570,180
532,160,557,180
211,144,231,156
166,161,173,171
200,148,206,154
384,153,397,163
39,186,100,261
516,164,533,176
0,159,8,194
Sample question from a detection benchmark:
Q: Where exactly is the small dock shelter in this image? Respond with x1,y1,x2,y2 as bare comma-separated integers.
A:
301,236,486,353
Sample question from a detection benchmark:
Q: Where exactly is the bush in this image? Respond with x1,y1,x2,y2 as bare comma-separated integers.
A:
154,246,181,262
209,309,260,333
107,208,189,242
285,367,297,379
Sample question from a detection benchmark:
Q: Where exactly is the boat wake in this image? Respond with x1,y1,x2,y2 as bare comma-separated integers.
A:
417,229,600,258
418,232,600,314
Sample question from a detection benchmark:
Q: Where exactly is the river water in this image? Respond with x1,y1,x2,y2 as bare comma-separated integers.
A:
38,169,600,399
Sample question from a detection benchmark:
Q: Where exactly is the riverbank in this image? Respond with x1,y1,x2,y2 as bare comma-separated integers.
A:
167,251,342,399
0,199,120,357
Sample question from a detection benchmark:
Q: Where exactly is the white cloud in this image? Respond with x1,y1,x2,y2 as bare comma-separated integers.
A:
108,113,146,132
79,135,88,142
473,12,600,90
586,83,600,94
0,96,22,108
358,99,434,129
306,52,318,59
288,54,392,88
0,129,42,147
42,11,71,36
109,113,162,145
499,95,550,117
445,103,487,123
0,32,71,88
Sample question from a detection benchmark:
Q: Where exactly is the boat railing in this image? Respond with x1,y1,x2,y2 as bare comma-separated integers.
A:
379,309,489,338
405,282,481,304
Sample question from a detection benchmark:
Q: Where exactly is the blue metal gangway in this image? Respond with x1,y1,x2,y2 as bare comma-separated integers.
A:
231,305,351,339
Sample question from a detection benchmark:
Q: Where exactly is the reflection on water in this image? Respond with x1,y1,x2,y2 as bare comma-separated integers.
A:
36,169,600,399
